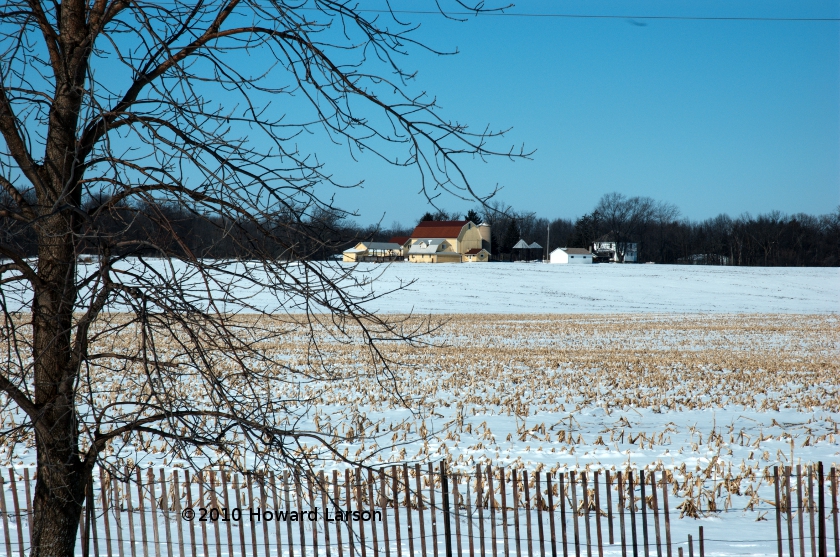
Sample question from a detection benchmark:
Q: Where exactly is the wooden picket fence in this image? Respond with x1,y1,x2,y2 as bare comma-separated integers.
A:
0,462,838,557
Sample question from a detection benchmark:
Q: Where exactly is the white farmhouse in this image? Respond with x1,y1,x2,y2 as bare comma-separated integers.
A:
549,247,593,264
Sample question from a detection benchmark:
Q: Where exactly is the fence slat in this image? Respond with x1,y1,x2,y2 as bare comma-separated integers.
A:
321,471,332,557
831,467,838,557
173,471,185,557
605,472,613,547
808,466,816,557
594,472,603,557
628,472,638,557
309,473,321,557
640,471,648,557
490,467,500,557
785,466,794,557
1,477,13,557
284,472,294,557
523,470,533,557
369,469,379,557
8,469,24,557
581,472,591,557
101,468,114,557
500,468,509,557
248,473,259,557
196,472,206,557
570,472,580,557
650,472,661,557
773,467,783,557
403,465,413,557
345,469,354,557
468,470,477,557
392,467,401,557
477,464,486,557
112,472,125,557
377,469,386,557
559,473,568,557
617,472,626,557
140,468,150,557
221,472,234,557
536,472,545,557
547,473,557,557
23,469,32,549
295,472,306,557
454,472,463,557
209,471,221,557
262,475,272,557
357,469,367,557
126,468,137,557
415,464,427,557
428,462,439,557
660,473,671,557
334,471,344,557
798,464,806,557
155,470,170,557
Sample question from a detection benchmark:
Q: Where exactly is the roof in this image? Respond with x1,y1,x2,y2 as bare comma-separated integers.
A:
389,236,410,246
408,238,448,255
528,242,543,249
410,220,469,239
551,247,591,255
464,248,487,255
359,242,403,251
512,239,531,249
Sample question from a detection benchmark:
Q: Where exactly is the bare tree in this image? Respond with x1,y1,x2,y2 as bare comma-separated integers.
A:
0,1,523,554
594,192,655,262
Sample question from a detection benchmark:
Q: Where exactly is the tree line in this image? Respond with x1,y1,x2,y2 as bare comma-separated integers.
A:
3,191,837,266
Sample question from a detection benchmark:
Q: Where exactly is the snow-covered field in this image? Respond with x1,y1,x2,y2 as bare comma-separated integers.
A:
1,264,838,555
344,263,839,314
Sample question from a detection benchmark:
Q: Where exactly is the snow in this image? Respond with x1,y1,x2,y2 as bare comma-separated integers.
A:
1,261,838,555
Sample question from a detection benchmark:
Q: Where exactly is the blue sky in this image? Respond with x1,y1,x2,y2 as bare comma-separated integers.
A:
320,0,839,226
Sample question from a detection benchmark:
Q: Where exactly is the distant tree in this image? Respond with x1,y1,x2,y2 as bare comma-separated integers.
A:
594,193,655,261
420,212,437,222
571,211,603,250
501,218,521,255
465,209,482,224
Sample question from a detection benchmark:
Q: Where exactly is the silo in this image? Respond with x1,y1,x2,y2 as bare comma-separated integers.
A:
478,223,492,253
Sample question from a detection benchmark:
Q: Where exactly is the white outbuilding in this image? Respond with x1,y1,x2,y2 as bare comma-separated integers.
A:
549,247,593,264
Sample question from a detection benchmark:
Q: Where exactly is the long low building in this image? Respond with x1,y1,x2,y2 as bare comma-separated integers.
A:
342,241,404,262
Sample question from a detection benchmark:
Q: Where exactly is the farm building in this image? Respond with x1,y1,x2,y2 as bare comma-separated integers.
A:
549,247,593,264
463,248,490,262
407,239,462,263
342,241,404,262
592,241,638,263
405,220,491,263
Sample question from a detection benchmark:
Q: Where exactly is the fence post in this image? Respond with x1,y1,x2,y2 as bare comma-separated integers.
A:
23,469,33,550
415,464,427,557
798,464,806,557
442,462,454,557
698,527,703,557
478,464,487,557
570,471,580,557
809,466,816,557
535,472,545,557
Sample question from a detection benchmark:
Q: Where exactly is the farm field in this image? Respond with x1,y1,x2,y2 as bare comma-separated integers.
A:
1,311,838,554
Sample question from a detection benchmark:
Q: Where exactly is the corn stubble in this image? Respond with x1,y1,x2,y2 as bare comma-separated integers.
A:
1,312,837,518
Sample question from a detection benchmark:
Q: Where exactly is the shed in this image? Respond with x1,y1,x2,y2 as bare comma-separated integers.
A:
549,247,593,264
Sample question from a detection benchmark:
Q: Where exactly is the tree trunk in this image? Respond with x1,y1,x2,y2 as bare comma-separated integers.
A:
30,212,86,556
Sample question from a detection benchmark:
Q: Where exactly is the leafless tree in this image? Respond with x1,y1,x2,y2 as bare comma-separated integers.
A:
0,1,523,554
594,192,655,261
